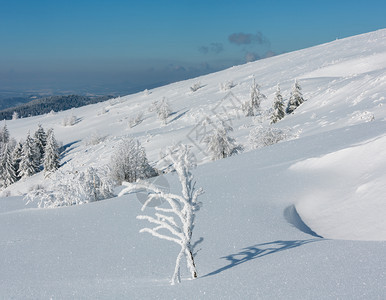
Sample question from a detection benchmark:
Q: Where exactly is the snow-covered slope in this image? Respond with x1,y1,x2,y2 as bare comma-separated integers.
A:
1,29,386,298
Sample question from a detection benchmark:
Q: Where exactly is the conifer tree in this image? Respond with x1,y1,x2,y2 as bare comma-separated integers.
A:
242,77,266,116
34,124,47,164
43,129,60,175
271,84,285,124
286,79,305,114
12,141,23,180
0,143,17,187
204,122,243,160
0,123,10,144
19,132,39,179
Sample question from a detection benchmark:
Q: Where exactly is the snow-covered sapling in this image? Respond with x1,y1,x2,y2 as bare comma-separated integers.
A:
119,144,204,285
271,84,285,124
204,122,243,160
286,79,305,114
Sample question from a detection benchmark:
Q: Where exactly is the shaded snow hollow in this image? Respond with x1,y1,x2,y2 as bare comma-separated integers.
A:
1,29,386,298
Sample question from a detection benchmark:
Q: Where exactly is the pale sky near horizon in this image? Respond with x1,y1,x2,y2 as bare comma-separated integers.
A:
1,0,385,94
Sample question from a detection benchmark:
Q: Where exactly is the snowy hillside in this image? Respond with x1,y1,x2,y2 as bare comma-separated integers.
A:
1,29,386,298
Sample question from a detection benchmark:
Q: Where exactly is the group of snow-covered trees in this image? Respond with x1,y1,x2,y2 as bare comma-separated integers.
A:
0,123,60,189
242,78,304,122
199,78,304,161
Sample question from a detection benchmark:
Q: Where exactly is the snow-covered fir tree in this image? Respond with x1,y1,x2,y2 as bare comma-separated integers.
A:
19,132,39,179
110,138,158,184
119,144,204,285
0,123,10,144
204,122,243,160
43,129,60,175
271,84,286,124
242,77,266,116
34,124,47,165
11,141,23,180
12,111,19,120
286,79,305,114
0,142,17,187
156,97,172,125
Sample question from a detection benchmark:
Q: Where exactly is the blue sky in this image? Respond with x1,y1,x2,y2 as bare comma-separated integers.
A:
1,0,385,95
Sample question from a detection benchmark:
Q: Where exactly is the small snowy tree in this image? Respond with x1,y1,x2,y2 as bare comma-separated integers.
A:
12,111,19,120
156,98,172,125
25,166,114,208
34,124,47,164
271,84,285,124
204,122,243,160
19,132,39,179
110,138,157,184
286,79,305,114
242,77,266,117
0,143,17,187
43,129,60,175
118,144,204,285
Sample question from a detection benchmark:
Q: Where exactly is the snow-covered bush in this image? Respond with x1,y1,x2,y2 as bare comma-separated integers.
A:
128,112,144,128
286,79,304,114
219,81,236,91
190,82,202,92
110,138,158,184
204,122,243,160
248,125,292,149
118,144,204,285
25,166,114,208
62,115,77,126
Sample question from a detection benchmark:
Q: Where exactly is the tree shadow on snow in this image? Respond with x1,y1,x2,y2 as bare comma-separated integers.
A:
168,109,189,123
203,238,321,278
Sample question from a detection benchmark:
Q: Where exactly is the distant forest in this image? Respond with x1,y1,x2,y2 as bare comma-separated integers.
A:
0,95,114,120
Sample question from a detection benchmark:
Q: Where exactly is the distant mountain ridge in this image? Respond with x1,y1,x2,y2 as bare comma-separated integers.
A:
0,94,114,120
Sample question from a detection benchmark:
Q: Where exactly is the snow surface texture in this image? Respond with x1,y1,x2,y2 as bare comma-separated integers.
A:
1,29,386,298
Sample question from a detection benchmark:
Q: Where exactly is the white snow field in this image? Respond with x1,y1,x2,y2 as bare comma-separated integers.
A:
1,29,386,298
